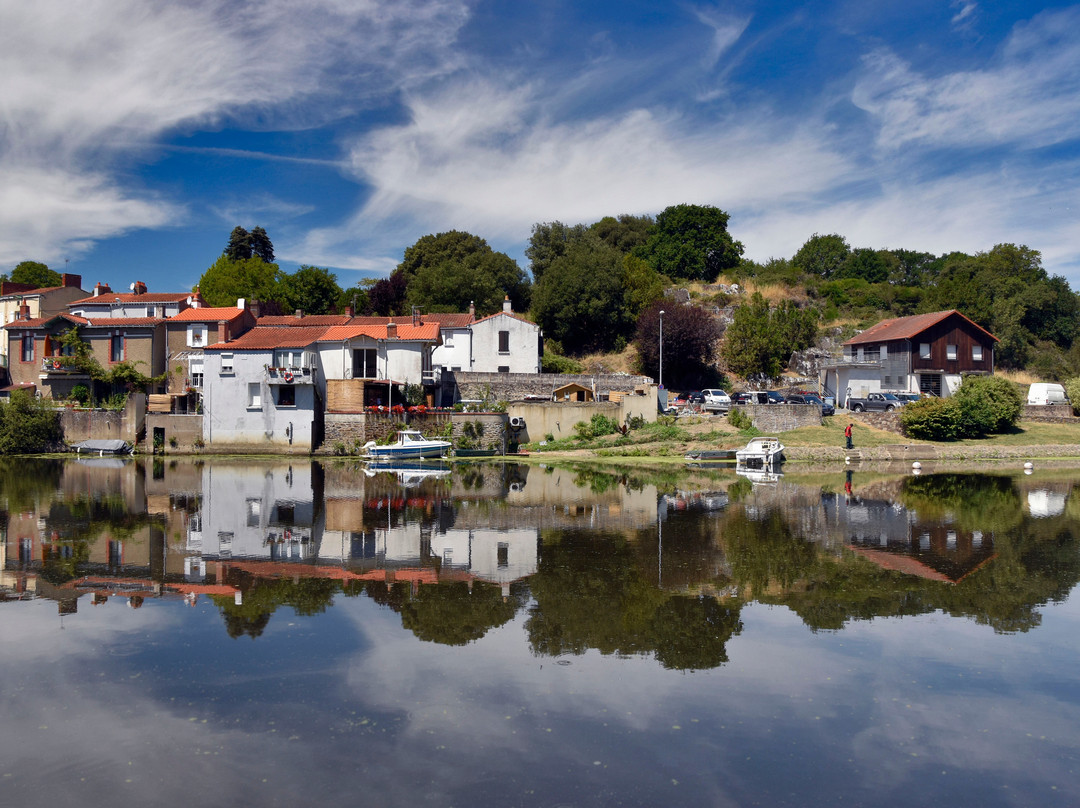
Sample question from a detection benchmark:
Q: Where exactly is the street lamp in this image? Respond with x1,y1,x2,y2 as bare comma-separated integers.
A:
658,309,665,389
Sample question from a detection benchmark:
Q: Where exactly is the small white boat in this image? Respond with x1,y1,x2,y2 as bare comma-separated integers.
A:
362,430,451,460
734,436,785,468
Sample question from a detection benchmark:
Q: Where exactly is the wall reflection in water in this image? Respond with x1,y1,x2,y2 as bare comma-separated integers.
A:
3,458,1080,663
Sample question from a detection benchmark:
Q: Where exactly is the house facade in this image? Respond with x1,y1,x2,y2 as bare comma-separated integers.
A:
0,274,86,383
166,304,256,397
468,303,542,374
201,326,325,452
822,310,998,406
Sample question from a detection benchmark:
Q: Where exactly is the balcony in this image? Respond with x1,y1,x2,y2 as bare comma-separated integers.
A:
823,351,882,368
266,365,317,384
40,357,89,376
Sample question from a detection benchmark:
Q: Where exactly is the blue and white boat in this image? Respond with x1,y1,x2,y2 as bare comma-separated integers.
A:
362,430,451,460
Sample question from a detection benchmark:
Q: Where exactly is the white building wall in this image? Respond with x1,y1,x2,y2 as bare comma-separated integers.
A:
470,314,540,373
203,350,316,449
431,326,472,372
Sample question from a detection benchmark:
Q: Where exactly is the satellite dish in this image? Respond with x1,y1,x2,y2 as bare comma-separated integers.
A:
129,282,136,291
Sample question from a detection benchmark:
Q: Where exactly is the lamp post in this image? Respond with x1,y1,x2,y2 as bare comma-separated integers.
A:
658,309,665,390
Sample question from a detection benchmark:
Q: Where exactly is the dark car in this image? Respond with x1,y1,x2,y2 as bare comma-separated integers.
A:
687,391,705,404
786,393,835,416
765,390,785,404
734,391,771,405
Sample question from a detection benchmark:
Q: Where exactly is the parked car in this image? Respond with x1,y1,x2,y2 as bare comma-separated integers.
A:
687,391,705,404
786,393,835,416
1028,382,1069,406
894,392,922,403
847,392,906,412
734,391,773,405
766,390,785,404
701,389,732,413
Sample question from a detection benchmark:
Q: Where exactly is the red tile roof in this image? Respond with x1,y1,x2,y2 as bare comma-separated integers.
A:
843,310,998,345
472,310,538,326
256,314,351,327
3,313,89,329
348,313,475,327
318,322,441,342
78,317,164,328
69,292,193,305
205,325,330,351
171,307,247,323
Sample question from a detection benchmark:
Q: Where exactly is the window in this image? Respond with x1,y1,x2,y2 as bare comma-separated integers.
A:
497,542,509,568
498,330,510,353
110,333,124,362
498,365,510,373
880,344,888,359
946,344,957,361
277,385,296,407
20,334,33,362
919,343,931,359
353,348,377,378
972,345,983,361
220,353,234,374
188,325,206,347
248,383,261,408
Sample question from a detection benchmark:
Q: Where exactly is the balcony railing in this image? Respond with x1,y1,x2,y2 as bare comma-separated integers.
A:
266,365,317,384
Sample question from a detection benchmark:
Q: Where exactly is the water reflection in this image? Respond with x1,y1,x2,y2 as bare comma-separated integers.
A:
3,458,1080,658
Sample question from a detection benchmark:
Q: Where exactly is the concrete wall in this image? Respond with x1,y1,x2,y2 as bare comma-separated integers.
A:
143,413,204,451
446,370,655,406
1022,404,1076,421
59,392,145,444
505,401,623,442
470,313,541,373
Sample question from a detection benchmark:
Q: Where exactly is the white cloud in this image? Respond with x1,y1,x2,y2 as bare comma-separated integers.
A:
853,7,1080,152
0,0,470,266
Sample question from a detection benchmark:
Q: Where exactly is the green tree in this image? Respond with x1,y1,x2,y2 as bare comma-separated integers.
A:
720,293,818,379
248,226,274,263
6,260,61,287
0,390,63,453
526,221,588,284
792,233,851,279
531,234,628,355
280,265,343,315
396,231,530,315
224,226,252,260
590,213,654,254
620,254,665,319
952,375,1023,436
197,255,285,308
635,301,723,388
640,204,743,281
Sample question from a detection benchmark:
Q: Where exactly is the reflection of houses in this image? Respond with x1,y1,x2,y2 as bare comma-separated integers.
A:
821,310,998,406
828,493,997,582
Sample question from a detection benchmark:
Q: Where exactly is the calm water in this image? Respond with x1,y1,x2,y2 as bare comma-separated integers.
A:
2,457,1080,807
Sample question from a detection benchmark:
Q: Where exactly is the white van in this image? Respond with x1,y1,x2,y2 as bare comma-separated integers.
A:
1027,382,1069,405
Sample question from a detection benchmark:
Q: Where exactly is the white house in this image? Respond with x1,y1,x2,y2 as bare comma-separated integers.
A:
202,326,325,451
68,281,202,320
429,299,541,375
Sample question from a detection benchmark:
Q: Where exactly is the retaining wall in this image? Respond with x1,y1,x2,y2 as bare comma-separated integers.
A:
743,403,824,432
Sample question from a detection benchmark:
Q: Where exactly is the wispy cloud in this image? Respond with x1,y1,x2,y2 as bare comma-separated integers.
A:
0,0,471,266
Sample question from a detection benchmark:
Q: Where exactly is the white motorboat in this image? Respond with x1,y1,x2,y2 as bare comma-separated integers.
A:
362,430,451,460
734,436,785,468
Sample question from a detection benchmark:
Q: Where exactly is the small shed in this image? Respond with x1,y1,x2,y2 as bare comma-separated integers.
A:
553,382,594,402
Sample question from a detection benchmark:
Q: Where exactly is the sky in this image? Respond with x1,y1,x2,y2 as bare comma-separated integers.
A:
3,0,1080,294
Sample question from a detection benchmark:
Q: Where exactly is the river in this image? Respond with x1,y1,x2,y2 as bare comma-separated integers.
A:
2,456,1079,807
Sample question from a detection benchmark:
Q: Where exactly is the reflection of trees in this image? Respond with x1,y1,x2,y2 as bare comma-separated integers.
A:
526,528,743,670
724,508,819,597
0,458,64,512
215,571,341,639
400,581,525,645
900,473,1023,532
762,474,1080,634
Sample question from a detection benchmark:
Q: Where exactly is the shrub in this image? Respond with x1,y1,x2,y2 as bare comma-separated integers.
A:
952,375,1023,436
1065,377,1080,415
0,391,63,453
727,407,753,430
542,352,584,374
573,413,620,441
69,384,91,405
899,397,963,440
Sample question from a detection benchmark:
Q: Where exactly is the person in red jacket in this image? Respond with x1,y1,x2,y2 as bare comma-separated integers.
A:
845,422,853,450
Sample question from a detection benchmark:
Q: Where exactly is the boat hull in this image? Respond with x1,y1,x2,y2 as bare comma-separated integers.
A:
368,444,448,459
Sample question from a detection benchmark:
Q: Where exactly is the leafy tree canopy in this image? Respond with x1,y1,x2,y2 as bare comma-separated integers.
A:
792,233,850,279
198,255,285,308
640,204,744,282
280,265,344,315
720,292,818,380
526,221,588,284
396,231,530,316
635,300,723,389
6,260,62,287
590,213,654,254
224,226,275,263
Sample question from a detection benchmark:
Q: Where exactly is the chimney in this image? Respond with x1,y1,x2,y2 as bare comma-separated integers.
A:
133,281,147,295
237,298,245,310
503,295,511,313
93,282,112,297
468,301,475,318
61,273,81,288
19,302,30,320
345,305,354,317
294,309,303,319
412,306,421,327
386,322,398,339
251,300,261,318
219,320,229,342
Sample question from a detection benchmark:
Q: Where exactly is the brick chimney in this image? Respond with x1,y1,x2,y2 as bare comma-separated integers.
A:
132,281,147,295
61,273,82,288
468,301,475,319
386,322,397,339
93,282,112,297
345,305,354,317
412,306,422,327
18,302,31,320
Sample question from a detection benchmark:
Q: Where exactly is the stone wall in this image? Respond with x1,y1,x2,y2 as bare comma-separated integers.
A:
445,371,653,403
59,392,145,444
143,414,204,452
744,403,825,432
1022,404,1076,421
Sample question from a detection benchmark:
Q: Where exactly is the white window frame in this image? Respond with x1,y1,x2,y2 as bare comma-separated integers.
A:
247,382,261,409
188,325,207,347
220,353,234,375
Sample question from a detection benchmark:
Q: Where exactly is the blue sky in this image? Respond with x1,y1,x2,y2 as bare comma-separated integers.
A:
3,0,1079,293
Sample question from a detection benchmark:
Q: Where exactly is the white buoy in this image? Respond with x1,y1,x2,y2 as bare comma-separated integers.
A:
845,456,851,464
912,467,921,475
1024,461,1034,470
912,461,921,470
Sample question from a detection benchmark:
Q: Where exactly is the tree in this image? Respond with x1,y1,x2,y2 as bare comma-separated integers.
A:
952,375,1023,436
6,261,61,287
720,293,818,379
395,231,530,315
0,390,63,454
531,234,629,355
526,221,588,284
640,204,744,282
280,266,343,315
249,226,274,263
590,213,654,254
621,254,666,320
635,301,723,388
197,255,285,308
365,272,408,316
224,226,252,261
792,233,850,279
